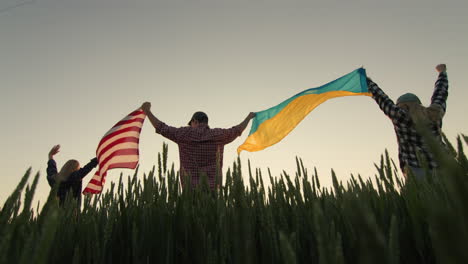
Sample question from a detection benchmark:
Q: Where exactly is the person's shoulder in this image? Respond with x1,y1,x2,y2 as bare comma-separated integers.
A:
208,127,239,137
208,127,228,133
160,123,189,132
177,126,193,132
173,126,199,137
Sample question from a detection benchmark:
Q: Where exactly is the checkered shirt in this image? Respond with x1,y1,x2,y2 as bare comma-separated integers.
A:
155,122,243,190
367,72,448,171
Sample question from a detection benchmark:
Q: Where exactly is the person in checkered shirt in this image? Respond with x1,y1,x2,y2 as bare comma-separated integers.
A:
141,102,255,190
366,64,449,179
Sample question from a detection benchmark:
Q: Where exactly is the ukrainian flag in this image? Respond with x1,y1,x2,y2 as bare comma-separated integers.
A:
238,68,370,154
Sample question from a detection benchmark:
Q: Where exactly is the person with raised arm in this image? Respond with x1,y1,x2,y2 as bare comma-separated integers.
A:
366,64,448,178
46,145,98,206
141,102,255,190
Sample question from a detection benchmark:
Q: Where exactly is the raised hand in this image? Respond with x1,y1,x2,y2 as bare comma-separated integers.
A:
141,102,151,114
436,64,446,73
48,144,60,160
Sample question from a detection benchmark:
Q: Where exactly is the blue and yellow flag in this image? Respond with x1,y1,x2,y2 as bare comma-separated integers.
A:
238,68,370,154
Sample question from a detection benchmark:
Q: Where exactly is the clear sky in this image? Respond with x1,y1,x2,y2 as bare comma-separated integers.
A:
1,0,467,205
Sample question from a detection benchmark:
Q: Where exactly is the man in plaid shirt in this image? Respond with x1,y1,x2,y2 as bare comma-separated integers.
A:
367,64,448,178
142,102,255,190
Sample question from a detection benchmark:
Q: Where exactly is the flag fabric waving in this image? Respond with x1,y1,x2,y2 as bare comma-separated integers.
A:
238,68,370,154
83,109,146,194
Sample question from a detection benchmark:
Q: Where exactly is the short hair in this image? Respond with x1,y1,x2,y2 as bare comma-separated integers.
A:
188,111,208,125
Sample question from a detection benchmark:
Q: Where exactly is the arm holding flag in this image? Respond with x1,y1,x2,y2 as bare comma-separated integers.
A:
213,112,256,145
68,158,98,182
141,102,183,142
366,77,407,120
141,102,256,144
238,112,257,133
224,112,256,144
141,102,162,130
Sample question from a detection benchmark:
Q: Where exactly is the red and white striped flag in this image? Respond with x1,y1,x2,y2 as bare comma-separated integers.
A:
83,108,146,194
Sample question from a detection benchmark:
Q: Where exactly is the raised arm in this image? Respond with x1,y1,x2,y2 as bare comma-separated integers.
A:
218,112,256,144
237,112,256,134
367,78,406,120
431,64,448,112
68,158,98,182
46,145,60,187
141,101,182,142
141,102,162,129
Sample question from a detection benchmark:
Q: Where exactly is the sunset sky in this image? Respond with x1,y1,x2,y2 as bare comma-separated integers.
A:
1,0,467,205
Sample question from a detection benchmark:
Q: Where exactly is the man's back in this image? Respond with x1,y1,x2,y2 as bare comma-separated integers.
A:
156,122,243,189
141,102,255,190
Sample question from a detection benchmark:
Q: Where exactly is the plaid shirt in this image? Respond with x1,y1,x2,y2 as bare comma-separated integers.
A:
155,122,243,190
367,72,448,171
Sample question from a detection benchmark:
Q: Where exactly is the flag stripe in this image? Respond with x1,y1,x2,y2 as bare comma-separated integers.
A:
106,161,139,170
97,137,139,158
98,142,139,162
128,110,145,116
248,68,368,136
83,183,102,194
102,118,145,138
238,68,369,153
97,130,141,155
238,91,370,153
89,179,103,187
88,161,139,187
99,126,142,147
97,149,139,173
113,117,145,128
83,109,145,194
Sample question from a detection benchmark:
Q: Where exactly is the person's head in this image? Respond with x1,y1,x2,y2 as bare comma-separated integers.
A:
55,159,80,182
396,93,421,106
188,111,208,128
396,93,444,125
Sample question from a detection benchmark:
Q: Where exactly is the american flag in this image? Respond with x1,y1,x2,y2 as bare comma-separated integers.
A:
83,109,146,194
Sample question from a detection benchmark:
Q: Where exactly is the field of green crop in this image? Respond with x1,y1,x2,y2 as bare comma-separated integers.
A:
0,135,467,264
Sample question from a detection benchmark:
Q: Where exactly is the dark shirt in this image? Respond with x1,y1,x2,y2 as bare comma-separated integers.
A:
367,72,448,171
155,122,243,190
46,158,98,206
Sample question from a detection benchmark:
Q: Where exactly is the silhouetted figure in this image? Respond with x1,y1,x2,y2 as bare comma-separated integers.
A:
141,102,255,190
46,145,98,206
367,64,448,178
